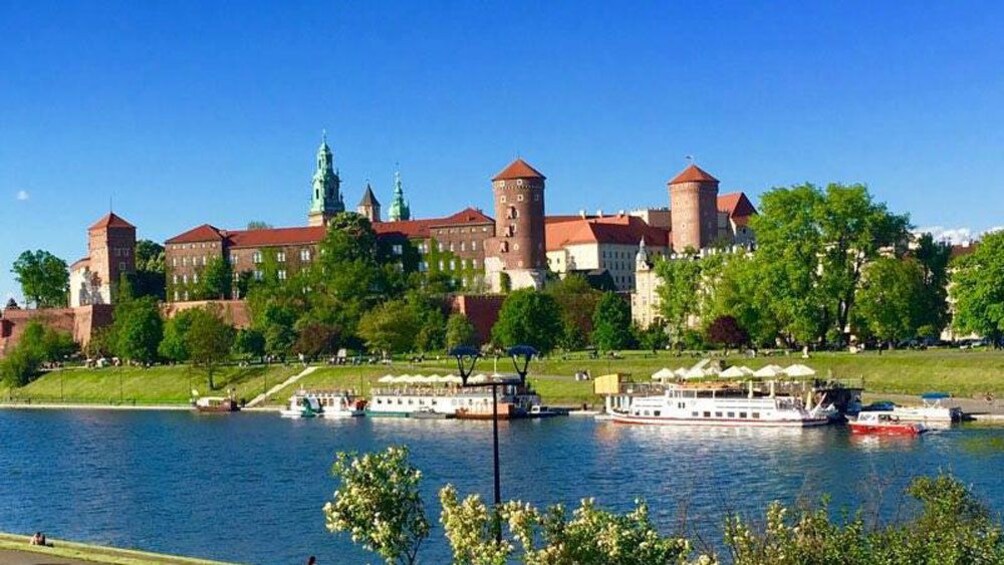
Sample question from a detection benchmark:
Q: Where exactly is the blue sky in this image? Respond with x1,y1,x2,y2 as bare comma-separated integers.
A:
2,1,1003,302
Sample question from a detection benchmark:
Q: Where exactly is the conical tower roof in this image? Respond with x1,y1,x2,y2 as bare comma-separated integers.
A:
358,184,380,207
669,164,718,184
492,158,546,181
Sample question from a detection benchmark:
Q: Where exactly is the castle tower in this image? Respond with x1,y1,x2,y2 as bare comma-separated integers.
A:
387,171,411,222
356,184,381,223
85,213,136,304
669,164,719,252
307,132,344,227
635,238,651,271
486,158,547,291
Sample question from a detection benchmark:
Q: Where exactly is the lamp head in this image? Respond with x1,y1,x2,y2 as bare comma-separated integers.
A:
506,345,538,384
448,345,481,382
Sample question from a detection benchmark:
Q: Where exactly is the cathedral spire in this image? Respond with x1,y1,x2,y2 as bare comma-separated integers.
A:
308,131,344,227
388,170,411,221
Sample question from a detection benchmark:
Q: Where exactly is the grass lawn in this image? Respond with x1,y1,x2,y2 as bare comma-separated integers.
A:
0,532,233,564
10,349,1004,408
9,364,301,406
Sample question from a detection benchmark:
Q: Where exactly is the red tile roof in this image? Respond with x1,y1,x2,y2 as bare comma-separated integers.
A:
717,192,757,218
89,212,135,230
492,158,546,181
374,207,494,239
228,226,327,248
669,164,718,185
165,224,226,244
546,215,670,252
70,256,90,270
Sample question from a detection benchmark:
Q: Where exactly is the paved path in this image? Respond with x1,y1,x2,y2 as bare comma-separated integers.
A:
245,366,316,407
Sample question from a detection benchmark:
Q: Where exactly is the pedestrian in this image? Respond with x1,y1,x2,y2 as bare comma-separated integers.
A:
306,556,316,565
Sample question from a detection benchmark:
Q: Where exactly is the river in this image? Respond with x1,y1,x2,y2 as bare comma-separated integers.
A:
2,410,1004,563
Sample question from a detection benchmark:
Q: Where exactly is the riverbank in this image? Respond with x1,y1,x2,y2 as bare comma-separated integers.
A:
0,533,234,565
7,349,1004,410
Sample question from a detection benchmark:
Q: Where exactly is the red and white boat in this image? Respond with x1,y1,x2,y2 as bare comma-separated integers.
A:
848,412,927,436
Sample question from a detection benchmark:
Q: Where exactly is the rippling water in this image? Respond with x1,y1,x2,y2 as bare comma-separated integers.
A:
2,411,1004,563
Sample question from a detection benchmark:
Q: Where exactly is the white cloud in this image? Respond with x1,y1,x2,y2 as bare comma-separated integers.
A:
914,225,1001,245
15,190,29,201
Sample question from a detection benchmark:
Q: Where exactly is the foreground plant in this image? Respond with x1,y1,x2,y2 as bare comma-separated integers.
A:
323,446,429,565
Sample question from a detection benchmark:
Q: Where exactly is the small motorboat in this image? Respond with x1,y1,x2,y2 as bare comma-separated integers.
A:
848,412,926,436
528,405,566,418
193,396,240,413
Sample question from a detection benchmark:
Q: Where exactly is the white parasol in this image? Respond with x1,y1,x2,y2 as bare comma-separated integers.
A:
753,364,784,378
651,367,675,380
783,364,817,377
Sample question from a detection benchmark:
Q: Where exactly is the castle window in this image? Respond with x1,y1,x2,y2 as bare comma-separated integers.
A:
193,273,199,284
500,242,509,253
173,274,178,284
449,260,456,270
472,259,478,269
254,270,263,281
300,249,312,262
114,248,120,257
202,256,207,266
253,252,262,264
516,179,524,186
392,244,403,255
119,262,127,272
534,193,540,202
438,260,445,271
517,194,524,202
438,242,444,252
182,274,189,284
277,252,286,262
460,242,466,252
172,257,177,267
449,242,455,252
173,291,179,301
183,257,189,267
500,195,507,203
184,290,189,301
472,240,478,250
278,270,287,281
461,259,467,270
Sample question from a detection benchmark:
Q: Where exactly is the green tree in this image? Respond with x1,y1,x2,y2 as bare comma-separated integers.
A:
233,328,266,361
655,257,703,346
591,292,634,350
185,305,235,390
751,183,910,346
130,239,166,300
405,290,446,353
445,313,477,350
114,297,163,363
707,252,779,347
634,319,670,352
197,257,231,300
324,446,429,565
12,250,69,308
0,321,73,386
358,298,420,355
547,274,600,350
491,289,563,354
158,309,196,362
292,322,340,360
913,232,952,336
951,230,1004,346
246,220,273,230
855,257,926,347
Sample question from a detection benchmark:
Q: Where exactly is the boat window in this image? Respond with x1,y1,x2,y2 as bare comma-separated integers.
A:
739,412,747,419
653,410,661,417
703,411,711,418
727,412,735,418
691,412,699,417
715,412,723,418
752,412,760,419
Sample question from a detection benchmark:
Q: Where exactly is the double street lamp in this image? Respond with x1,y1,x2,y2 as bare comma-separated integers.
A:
449,344,537,542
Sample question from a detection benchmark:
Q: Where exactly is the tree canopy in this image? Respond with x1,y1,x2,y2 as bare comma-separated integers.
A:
491,289,563,354
12,250,69,308
591,292,634,350
951,230,1004,346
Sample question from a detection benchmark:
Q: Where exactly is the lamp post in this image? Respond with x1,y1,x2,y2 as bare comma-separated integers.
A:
448,344,537,543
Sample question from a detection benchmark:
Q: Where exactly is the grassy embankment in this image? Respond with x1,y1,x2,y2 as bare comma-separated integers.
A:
7,364,301,406
266,348,1004,407
9,349,1004,408
0,532,234,564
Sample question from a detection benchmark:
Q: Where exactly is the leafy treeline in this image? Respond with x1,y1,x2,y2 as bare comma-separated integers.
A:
655,183,969,349
0,321,76,387
325,446,1004,565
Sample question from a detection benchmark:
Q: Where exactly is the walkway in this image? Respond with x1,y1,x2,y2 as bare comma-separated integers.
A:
245,366,316,407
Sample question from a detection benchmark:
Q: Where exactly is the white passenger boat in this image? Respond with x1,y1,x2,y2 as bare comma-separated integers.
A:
280,389,365,419
612,382,830,427
890,393,962,423
368,380,542,419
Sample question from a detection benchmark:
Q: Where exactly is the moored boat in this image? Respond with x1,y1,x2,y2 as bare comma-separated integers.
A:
280,389,365,419
611,382,830,428
193,396,240,413
890,393,962,423
368,378,542,419
848,411,927,436
280,391,323,418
